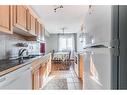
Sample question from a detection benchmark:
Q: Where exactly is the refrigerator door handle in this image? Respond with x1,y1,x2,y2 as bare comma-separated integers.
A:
84,45,108,49
111,39,120,56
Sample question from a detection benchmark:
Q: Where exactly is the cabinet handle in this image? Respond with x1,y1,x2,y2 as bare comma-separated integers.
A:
0,77,6,83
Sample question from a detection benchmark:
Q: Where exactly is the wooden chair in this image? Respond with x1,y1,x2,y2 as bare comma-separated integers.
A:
65,51,75,66
51,50,63,64
51,50,55,60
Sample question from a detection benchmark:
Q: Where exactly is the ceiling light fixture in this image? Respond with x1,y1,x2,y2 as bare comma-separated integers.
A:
54,5,63,12
79,24,86,43
89,5,93,14
61,27,67,35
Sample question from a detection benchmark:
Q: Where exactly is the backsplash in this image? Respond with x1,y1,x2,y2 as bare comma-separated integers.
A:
0,33,40,60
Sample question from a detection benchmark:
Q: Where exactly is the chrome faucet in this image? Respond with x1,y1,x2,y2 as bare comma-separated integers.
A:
18,48,28,61
18,48,28,57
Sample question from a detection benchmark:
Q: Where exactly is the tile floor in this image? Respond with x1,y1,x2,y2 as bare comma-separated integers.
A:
42,66,83,90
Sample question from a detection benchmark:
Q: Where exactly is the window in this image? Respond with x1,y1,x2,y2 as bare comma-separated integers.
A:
59,34,74,51
67,38,73,50
59,37,66,51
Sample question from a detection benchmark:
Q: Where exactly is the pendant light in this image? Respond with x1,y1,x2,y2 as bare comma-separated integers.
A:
79,24,86,43
89,5,94,14
61,27,67,35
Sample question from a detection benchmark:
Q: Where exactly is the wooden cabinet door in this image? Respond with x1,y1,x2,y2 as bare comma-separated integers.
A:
27,10,36,35
35,21,40,38
32,69,40,90
39,66,44,88
26,9,31,31
79,55,84,81
47,56,51,75
17,6,27,29
30,15,36,35
0,5,12,34
36,21,43,41
40,23,42,37
32,55,52,89
13,5,27,30
40,24,44,40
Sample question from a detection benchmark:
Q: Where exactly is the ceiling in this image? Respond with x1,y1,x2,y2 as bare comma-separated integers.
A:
31,5,89,34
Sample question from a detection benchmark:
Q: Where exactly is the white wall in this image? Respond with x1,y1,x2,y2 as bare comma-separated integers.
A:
45,34,59,53
46,34,77,53
0,33,40,60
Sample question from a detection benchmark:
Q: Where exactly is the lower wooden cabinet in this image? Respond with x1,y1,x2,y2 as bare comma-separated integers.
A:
32,68,40,90
39,65,45,88
47,59,51,76
32,54,51,90
79,54,84,81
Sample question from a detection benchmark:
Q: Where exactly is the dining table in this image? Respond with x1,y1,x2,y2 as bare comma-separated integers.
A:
53,52,69,61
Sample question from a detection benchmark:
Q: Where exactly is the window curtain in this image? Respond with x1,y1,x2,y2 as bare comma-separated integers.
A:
58,33,75,52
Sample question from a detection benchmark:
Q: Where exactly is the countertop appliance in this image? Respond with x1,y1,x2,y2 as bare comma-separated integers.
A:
82,5,127,89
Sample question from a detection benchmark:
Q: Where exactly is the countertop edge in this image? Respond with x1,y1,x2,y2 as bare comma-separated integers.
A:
0,53,51,77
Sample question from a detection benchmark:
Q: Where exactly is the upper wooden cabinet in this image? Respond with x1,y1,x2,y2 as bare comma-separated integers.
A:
0,5,12,34
79,54,84,81
13,5,27,31
13,5,43,39
30,15,36,35
35,20,39,36
0,5,45,40
27,10,36,36
26,9,31,31
36,20,44,41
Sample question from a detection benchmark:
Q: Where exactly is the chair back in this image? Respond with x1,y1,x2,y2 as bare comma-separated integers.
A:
51,50,55,59
68,51,71,59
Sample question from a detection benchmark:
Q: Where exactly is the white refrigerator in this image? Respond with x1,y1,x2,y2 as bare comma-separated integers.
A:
82,5,127,89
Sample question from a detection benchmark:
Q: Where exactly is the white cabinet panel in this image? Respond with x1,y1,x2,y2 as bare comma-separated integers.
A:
0,64,32,90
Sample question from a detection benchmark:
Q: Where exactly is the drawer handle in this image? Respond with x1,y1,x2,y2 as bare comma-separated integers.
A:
0,77,6,82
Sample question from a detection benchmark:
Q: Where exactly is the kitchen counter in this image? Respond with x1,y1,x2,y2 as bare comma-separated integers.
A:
32,53,51,70
0,53,51,77
0,59,30,72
